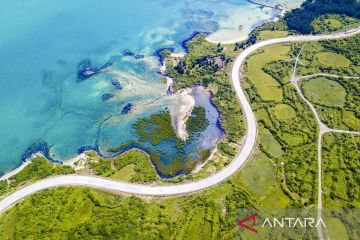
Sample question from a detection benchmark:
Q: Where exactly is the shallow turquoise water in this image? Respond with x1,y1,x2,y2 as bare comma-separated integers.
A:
0,0,293,174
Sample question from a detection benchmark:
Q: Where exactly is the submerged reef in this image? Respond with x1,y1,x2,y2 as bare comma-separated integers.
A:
101,93,114,101
77,58,114,82
21,142,60,163
122,49,145,59
111,79,122,90
121,103,133,114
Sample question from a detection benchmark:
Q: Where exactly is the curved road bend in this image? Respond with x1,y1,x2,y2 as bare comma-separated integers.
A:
0,27,359,214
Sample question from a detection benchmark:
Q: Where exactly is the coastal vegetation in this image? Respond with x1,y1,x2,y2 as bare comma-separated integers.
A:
106,34,245,179
83,150,159,183
166,35,244,144
106,105,212,178
133,110,178,146
0,157,74,196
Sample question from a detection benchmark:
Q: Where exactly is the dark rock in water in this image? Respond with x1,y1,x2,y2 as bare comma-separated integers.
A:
77,58,114,83
154,47,175,65
122,49,135,57
166,86,173,95
101,93,114,101
56,59,67,66
77,146,98,154
77,59,99,82
122,50,145,59
21,141,58,163
111,79,122,90
134,54,145,59
180,31,210,53
121,103,133,114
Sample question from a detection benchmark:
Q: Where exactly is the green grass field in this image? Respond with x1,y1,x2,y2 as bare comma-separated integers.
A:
343,111,360,130
110,164,135,181
258,30,288,40
316,52,351,67
233,150,276,199
325,217,349,240
258,126,283,158
87,150,159,183
273,104,296,121
302,77,346,107
246,45,290,101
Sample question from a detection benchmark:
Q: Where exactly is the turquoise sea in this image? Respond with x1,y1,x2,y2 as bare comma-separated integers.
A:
0,0,297,175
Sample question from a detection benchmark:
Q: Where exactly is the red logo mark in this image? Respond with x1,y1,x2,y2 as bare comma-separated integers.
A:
238,213,258,233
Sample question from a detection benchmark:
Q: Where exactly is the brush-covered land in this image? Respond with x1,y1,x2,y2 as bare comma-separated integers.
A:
296,36,360,131
0,157,74,197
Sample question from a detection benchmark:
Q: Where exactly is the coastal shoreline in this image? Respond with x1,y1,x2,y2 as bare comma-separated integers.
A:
0,0,306,179
206,0,305,44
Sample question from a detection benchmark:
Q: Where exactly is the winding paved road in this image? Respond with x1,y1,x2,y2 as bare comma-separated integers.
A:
0,28,359,215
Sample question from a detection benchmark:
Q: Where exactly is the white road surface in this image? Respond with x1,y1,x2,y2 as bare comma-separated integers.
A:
0,27,359,215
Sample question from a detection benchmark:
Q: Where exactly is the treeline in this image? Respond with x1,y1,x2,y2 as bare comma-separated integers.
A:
285,0,360,34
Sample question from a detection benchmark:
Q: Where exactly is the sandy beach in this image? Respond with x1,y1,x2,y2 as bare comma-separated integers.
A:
168,88,195,140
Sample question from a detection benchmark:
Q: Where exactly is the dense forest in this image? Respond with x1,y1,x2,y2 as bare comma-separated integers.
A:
285,0,360,34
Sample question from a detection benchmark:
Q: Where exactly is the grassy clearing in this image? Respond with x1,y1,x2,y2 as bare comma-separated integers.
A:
343,111,360,130
280,133,307,147
316,52,351,67
302,77,346,107
246,45,290,101
260,184,291,209
233,150,276,199
258,30,288,40
259,126,283,158
86,150,159,183
110,164,135,181
273,104,296,121
295,36,360,131
325,217,349,240
307,76,360,131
